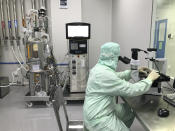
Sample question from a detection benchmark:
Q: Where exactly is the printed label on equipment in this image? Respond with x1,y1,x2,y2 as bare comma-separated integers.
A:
32,65,40,71
81,59,85,67
33,44,38,51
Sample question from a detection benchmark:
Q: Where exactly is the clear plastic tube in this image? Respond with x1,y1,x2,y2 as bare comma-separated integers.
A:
17,46,26,63
11,47,28,71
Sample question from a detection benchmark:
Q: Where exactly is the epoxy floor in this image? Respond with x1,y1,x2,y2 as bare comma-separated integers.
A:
0,87,145,131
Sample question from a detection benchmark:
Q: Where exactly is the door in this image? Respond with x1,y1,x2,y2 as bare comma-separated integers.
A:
154,19,168,58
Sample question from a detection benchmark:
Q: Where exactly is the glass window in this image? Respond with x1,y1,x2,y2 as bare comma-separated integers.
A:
152,0,175,77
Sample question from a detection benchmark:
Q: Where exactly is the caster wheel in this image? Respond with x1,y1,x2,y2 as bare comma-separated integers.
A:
26,102,33,108
46,101,52,107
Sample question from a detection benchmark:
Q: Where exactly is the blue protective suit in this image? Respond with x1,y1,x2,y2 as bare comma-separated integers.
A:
83,42,152,131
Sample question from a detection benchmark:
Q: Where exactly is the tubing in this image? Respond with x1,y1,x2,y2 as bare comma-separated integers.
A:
12,0,19,40
17,46,26,63
31,0,35,9
20,0,26,45
38,0,41,9
6,0,14,44
11,47,28,71
0,85,10,88
0,0,4,40
20,0,26,28
42,0,46,8
0,0,7,41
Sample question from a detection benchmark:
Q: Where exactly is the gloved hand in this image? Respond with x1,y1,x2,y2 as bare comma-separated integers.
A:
139,67,151,76
147,70,160,81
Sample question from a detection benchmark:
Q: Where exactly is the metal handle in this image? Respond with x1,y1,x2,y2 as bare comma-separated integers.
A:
0,85,10,88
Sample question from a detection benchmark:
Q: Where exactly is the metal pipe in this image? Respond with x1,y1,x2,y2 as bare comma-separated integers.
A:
0,0,8,42
0,0,3,22
6,0,14,45
0,85,10,88
38,0,41,9
20,0,26,28
13,0,17,25
31,0,35,9
42,0,45,8
36,0,40,10
44,0,48,33
36,0,39,10
12,0,20,45
12,0,18,39
0,0,3,41
20,0,26,45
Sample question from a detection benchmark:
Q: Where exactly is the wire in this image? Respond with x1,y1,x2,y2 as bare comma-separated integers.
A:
57,53,69,66
12,71,15,84
62,75,69,91
11,47,28,71
17,46,26,64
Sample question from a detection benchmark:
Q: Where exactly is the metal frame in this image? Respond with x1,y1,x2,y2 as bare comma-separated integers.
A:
24,40,51,107
65,22,90,101
53,86,84,131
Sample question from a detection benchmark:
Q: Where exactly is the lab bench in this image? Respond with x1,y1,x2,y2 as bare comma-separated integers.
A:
123,93,175,131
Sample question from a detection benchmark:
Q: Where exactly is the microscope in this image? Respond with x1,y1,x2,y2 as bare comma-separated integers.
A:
119,48,171,92
119,48,175,117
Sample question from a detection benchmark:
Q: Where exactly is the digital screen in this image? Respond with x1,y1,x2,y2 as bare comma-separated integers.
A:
67,25,89,38
60,0,67,6
79,44,86,48
71,43,78,50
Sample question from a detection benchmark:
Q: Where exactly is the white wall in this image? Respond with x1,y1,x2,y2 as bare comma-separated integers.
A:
112,0,153,71
82,0,112,68
51,0,82,63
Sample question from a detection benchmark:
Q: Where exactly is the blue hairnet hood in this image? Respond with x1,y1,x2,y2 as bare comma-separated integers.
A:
98,42,120,70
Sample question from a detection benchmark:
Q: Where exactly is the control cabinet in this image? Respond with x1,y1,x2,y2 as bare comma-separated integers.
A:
66,22,90,93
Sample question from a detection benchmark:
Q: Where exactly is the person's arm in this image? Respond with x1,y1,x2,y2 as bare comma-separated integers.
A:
94,70,152,97
116,67,151,81
116,70,131,81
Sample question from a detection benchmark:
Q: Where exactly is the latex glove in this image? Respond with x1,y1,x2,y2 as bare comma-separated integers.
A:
147,70,160,81
139,67,151,76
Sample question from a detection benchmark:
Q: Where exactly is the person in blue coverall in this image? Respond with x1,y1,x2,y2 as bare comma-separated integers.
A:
83,42,160,131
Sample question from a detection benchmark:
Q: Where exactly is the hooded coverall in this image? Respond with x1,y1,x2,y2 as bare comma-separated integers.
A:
83,42,152,131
